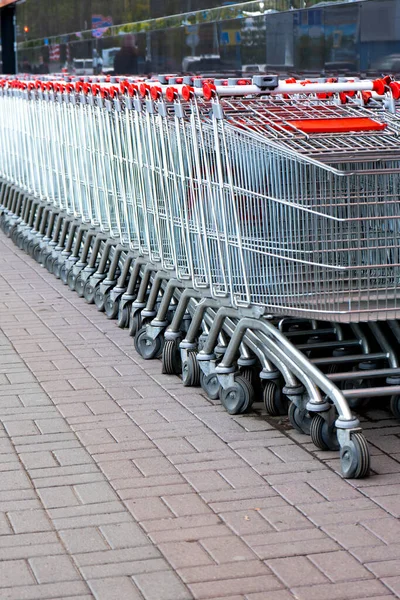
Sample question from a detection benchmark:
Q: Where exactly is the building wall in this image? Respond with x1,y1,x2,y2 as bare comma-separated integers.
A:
14,0,400,76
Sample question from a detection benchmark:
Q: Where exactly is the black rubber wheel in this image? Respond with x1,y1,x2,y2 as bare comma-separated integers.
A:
44,253,54,272
105,294,119,319
162,339,182,375
220,375,254,415
60,263,68,284
118,304,129,328
182,352,200,387
340,432,370,479
390,395,400,420
33,244,41,262
310,413,339,451
129,312,141,337
263,381,288,416
200,371,221,400
27,239,35,257
83,281,96,304
134,327,163,360
53,260,62,279
94,287,105,312
67,269,77,291
75,274,85,298
288,402,312,435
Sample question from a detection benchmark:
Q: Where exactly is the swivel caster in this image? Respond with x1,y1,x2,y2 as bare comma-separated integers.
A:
182,352,200,387
200,371,221,401
340,432,370,479
310,414,339,451
220,375,254,415
134,327,163,360
263,381,288,416
288,402,311,435
162,339,182,375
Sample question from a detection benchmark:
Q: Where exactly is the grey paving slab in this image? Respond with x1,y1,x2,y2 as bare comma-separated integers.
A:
1,230,400,599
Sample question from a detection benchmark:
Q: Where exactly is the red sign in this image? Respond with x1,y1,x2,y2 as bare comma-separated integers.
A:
0,0,18,6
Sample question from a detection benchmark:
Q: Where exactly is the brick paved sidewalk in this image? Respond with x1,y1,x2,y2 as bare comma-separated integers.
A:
1,232,400,600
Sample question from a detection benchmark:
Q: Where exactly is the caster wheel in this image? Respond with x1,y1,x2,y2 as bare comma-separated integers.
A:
11,227,18,244
84,281,96,304
340,432,370,479
53,260,62,279
33,244,41,262
263,381,288,416
94,288,105,312
60,263,68,284
390,395,400,420
162,339,182,375
182,352,200,387
288,402,312,435
67,269,77,291
75,274,85,297
129,312,141,337
104,293,119,319
220,375,254,415
27,239,35,256
200,371,222,401
118,304,129,328
310,413,339,451
134,327,163,360
45,254,55,273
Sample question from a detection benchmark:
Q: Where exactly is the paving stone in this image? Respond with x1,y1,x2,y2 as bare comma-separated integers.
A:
133,570,192,600
126,497,175,521
0,558,36,587
188,574,282,599
291,579,389,600
28,555,81,583
200,535,257,563
60,527,111,553
74,481,118,504
89,576,144,600
100,522,151,548
7,509,53,534
178,560,272,583
75,546,161,567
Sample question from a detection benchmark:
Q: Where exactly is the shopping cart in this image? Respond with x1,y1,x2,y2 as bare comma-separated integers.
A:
2,73,400,479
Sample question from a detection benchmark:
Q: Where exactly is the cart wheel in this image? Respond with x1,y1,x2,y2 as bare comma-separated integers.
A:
390,395,400,420
240,367,254,384
94,288,105,312
129,312,141,337
310,413,339,451
67,269,76,291
105,294,119,320
182,352,200,387
33,244,41,262
340,432,370,479
220,375,254,415
60,263,68,284
134,327,163,360
83,280,96,304
162,339,182,375
45,253,54,273
75,274,85,298
118,304,129,329
11,227,19,244
200,371,221,400
263,381,288,416
27,239,35,256
16,231,24,248
288,402,311,435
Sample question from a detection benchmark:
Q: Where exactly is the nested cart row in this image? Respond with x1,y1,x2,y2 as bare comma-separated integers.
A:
2,73,400,479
